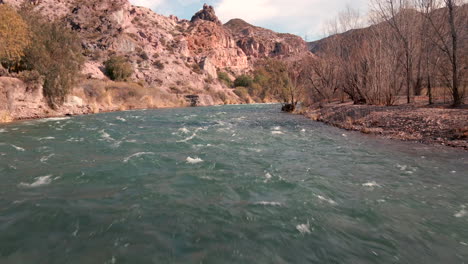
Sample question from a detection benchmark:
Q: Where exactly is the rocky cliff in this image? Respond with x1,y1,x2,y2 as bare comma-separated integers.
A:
0,0,311,121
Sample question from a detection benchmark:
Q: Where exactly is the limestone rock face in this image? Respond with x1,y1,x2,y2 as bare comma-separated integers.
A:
1,0,313,121
191,4,222,25
225,18,310,59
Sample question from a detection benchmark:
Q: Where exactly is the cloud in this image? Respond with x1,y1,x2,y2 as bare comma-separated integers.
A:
215,0,368,39
131,0,165,8
129,0,368,40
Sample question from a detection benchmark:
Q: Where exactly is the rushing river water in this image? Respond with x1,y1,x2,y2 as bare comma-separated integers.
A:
0,104,467,263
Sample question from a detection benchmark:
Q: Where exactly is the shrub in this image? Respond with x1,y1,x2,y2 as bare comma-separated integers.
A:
234,86,250,102
217,71,232,87
139,51,149,60
153,60,164,70
0,5,30,71
191,63,202,74
18,70,43,86
104,56,133,81
20,9,84,108
234,74,253,87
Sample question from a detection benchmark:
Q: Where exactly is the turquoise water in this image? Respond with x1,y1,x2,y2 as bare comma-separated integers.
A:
0,104,467,263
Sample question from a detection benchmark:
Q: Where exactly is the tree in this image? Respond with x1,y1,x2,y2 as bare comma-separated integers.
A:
234,74,253,87
0,5,30,71
20,8,84,108
104,56,133,81
416,0,467,106
371,0,422,104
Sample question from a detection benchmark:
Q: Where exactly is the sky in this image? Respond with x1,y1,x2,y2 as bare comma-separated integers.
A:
129,0,369,41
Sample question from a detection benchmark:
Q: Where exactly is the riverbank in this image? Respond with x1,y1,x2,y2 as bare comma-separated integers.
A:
0,76,243,124
300,103,468,150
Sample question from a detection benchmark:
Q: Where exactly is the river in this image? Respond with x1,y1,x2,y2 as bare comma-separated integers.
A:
0,104,467,263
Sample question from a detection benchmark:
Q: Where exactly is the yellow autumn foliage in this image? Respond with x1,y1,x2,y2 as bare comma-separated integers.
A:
0,5,30,69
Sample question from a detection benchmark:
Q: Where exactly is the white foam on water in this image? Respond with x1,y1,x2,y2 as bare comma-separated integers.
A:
177,127,204,143
342,134,347,137
123,152,155,163
72,222,80,237
186,157,203,164
254,201,282,206
39,137,55,141
100,130,114,141
40,117,70,122
451,171,457,174
265,173,272,180
272,126,281,130
461,242,468,246
40,153,55,163
200,176,216,181
19,175,53,188
178,133,197,142
301,129,306,132
11,145,25,151
296,221,312,235
178,127,190,134
362,181,381,188
397,164,407,171
316,195,337,205
116,117,126,122
271,131,284,135
0,129,6,133
455,206,467,218
126,139,137,143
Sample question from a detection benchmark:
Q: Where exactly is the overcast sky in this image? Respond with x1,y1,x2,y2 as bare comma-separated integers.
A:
129,0,369,40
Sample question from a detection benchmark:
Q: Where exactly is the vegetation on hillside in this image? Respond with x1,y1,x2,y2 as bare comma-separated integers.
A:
0,5,30,71
104,56,134,81
20,7,84,108
306,0,467,107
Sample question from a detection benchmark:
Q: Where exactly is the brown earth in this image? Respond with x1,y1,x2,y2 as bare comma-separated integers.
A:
301,103,468,150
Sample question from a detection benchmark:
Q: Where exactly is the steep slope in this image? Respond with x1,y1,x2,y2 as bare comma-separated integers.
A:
0,0,312,121
225,18,310,59
308,5,468,56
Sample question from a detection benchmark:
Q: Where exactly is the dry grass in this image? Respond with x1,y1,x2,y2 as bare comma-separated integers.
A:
76,80,185,111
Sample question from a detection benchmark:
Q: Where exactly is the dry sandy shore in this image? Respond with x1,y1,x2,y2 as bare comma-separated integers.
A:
301,103,468,150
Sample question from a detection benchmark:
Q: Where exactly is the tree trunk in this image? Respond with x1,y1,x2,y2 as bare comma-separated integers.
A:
447,0,460,106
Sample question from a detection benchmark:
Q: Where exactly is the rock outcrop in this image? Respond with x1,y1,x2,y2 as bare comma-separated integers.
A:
225,18,310,59
0,0,312,122
191,4,222,25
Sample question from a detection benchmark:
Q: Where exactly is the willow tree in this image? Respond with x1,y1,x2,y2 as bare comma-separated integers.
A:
0,5,30,71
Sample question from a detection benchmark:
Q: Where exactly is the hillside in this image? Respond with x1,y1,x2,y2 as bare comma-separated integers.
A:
0,1,310,122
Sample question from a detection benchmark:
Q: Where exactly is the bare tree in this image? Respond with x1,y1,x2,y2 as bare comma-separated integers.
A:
416,0,467,105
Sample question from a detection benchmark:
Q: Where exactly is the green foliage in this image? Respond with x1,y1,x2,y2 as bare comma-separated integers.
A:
20,8,84,108
251,59,290,102
234,74,253,87
104,56,134,81
217,71,232,87
234,86,250,102
0,5,30,71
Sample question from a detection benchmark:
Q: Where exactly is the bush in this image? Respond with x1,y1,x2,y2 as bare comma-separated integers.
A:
20,9,84,108
217,71,232,87
234,74,253,87
0,5,30,71
234,86,250,102
153,60,164,70
191,63,202,74
18,70,43,86
104,56,133,81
